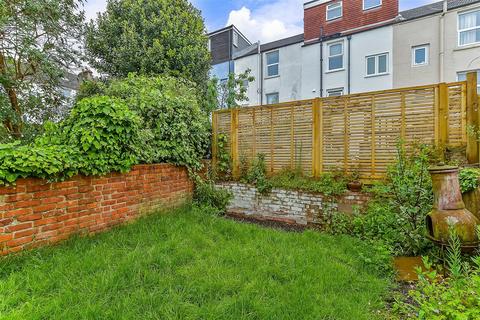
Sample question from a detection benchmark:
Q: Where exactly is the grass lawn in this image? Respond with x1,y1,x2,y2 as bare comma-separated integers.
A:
0,206,392,320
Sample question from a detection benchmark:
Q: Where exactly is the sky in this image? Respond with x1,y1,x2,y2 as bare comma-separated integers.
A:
84,0,440,43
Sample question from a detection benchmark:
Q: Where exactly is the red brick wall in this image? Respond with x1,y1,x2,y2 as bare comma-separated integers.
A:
304,0,399,41
0,164,192,256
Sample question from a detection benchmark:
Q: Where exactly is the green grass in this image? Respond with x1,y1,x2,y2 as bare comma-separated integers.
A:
0,206,391,320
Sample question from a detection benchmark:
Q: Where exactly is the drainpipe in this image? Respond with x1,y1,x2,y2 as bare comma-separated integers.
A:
439,0,447,82
347,35,352,94
319,27,324,97
259,42,263,105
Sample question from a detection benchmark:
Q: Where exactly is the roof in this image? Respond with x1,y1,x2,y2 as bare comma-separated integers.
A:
400,0,480,21
233,33,305,59
208,25,252,46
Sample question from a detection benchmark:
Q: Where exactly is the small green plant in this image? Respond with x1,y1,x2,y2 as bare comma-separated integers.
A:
268,169,347,196
244,154,272,194
216,133,232,180
394,230,480,320
193,178,233,215
459,168,480,193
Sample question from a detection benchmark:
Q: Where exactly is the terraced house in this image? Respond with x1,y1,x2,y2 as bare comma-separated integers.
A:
208,0,480,106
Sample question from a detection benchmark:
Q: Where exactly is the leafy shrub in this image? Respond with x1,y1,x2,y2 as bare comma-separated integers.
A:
243,154,272,194
328,142,435,257
193,178,232,214
459,168,480,193
268,168,347,196
395,231,480,319
216,134,232,180
0,96,141,185
59,96,141,175
0,143,78,184
96,75,209,170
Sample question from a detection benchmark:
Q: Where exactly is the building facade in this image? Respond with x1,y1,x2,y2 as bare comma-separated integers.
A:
209,0,480,106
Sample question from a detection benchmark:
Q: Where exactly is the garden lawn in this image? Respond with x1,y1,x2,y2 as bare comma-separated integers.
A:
0,206,391,320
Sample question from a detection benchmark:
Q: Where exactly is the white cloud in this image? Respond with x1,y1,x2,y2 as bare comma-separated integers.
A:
226,0,304,43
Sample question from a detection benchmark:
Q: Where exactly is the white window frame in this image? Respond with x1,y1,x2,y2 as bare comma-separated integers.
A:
363,0,382,11
207,38,211,52
327,88,344,97
266,92,279,105
265,50,280,78
412,45,429,67
326,2,342,21
457,70,480,93
365,53,389,77
233,32,239,47
458,9,480,47
327,41,344,72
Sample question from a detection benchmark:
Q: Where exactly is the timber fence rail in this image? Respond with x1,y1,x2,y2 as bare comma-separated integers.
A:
212,73,479,180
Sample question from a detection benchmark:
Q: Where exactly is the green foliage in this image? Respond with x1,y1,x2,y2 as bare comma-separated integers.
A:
85,0,211,96
59,96,141,175
88,75,209,170
215,134,232,179
208,70,255,110
243,154,272,194
193,178,232,214
0,0,85,140
328,142,435,257
268,168,347,196
0,142,78,184
459,168,480,193
394,231,480,320
0,96,141,185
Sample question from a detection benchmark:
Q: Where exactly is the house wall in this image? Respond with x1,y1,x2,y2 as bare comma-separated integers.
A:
350,25,393,93
0,164,192,256
235,53,261,106
304,0,399,41
393,3,480,87
263,43,303,103
301,26,393,98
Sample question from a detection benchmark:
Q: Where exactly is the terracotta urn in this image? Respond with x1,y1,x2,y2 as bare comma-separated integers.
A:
347,181,363,192
426,165,479,248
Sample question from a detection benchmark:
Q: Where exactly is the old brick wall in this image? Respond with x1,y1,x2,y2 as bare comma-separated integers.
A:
0,164,192,255
217,182,370,225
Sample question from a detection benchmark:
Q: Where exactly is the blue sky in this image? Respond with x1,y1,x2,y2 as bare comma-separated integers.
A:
85,0,439,42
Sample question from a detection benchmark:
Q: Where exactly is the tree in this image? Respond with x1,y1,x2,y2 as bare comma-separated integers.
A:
0,0,85,141
85,0,210,92
207,69,255,111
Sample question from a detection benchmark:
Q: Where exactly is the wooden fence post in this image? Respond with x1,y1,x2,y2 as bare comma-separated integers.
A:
312,98,322,178
212,112,218,167
230,109,240,178
438,83,449,148
466,72,479,164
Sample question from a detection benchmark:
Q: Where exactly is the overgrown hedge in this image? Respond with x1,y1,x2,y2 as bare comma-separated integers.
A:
0,75,209,185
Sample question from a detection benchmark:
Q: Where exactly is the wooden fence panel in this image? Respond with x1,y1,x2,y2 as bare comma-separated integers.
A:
213,80,472,180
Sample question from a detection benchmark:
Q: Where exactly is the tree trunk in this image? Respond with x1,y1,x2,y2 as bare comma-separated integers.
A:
0,52,23,138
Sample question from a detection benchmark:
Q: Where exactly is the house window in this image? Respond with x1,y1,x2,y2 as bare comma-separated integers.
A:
266,51,279,77
366,53,388,76
326,2,342,21
328,42,344,71
363,0,381,10
233,32,239,47
327,88,344,97
266,93,279,104
458,70,480,93
412,45,429,66
458,10,480,46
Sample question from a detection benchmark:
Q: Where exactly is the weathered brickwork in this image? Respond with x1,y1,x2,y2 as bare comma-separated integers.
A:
217,182,370,225
0,164,192,256
304,0,399,41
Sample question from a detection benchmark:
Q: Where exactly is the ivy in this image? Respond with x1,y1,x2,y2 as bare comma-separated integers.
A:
459,168,480,194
